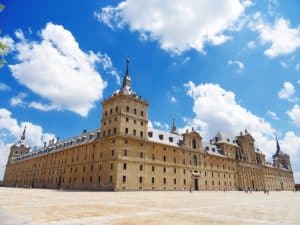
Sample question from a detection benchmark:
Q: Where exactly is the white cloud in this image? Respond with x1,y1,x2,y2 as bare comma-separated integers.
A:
28,102,57,112
278,81,296,101
170,96,176,103
182,57,191,64
0,108,55,179
15,29,25,41
267,110,279,120
296,62,300,71
267,0,279,16
247,41,256,48
0,83,10,91
184,82,300,182
10,92,27,106
184,82,276,156
280,61,288,69
228,60,244,72
96,0,249,54
153,121,170,131
98,53,121,85
249,14,300,57
287,104,300,126
9,22,107,117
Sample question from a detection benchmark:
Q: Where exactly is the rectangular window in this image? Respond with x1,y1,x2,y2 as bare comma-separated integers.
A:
163,178,166,184
152,177,155,184
124,149,128,156
139,176,143,183
123,176,126,183
141,111,144,116
174,179,176,185
152,154,155,160
133,129,136,135
184,179,186,185
163,167,166,173
110,176,112,183
126,106,129,112
152,166,155,172
125,128,128,134
140,131,143,137
140,165,143,171
123,163,127,170
134,108,137,114
112,150,114,156
111,163,113,170
140,152,144,158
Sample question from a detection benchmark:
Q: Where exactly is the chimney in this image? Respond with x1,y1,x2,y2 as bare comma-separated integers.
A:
82,129,87,134
56,137,60,144
44,142,47,148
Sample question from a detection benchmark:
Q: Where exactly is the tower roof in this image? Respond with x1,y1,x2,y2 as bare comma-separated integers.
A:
171,118,179,135
120,58,134,95
273,136,283,158
19,126,26,146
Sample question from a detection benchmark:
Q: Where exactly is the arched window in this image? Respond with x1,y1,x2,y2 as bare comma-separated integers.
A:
192,139,197,149
193,155,198,166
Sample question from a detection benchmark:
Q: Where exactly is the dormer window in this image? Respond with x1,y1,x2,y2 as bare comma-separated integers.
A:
148,132,153,137
159,134,164,140
169,137,173,142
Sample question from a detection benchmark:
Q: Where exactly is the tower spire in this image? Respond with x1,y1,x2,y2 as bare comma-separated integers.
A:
19,126,26,146
125,58,130,76
171,118,179,134
120,57,133,94
273,136,282,158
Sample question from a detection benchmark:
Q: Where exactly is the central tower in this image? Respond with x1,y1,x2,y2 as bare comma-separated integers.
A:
100,59,149,139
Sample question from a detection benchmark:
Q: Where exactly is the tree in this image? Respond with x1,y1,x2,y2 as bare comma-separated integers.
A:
0,4,8,68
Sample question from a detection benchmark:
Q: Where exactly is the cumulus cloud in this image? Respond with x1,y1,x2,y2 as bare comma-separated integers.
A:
184,82,277,159
247,41,256,48
153,121,170,131
249,14,300,57
228,60,244,72
0,108,55,179
184,82,300,181
170,96,176,103
98,53,121,85
9,22,107,117
267,110,279,120
278,81,296,101
280,61,288,69
0,83,10,91
287,104,300,126
96,0,250,54
10,92,27,106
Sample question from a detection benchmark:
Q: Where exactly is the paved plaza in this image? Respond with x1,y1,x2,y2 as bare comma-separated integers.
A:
0,187,299,225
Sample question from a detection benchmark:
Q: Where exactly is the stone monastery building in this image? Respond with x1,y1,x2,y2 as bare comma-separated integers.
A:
3,60,295,191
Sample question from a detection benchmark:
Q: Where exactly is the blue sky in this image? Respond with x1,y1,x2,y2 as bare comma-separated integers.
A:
1,0,300,182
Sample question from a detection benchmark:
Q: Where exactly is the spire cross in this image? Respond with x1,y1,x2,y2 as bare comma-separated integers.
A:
126,58,130,75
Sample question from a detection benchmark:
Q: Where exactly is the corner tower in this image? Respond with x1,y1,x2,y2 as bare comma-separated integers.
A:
273,137,292,170
100,59,149,139
6,126,30,164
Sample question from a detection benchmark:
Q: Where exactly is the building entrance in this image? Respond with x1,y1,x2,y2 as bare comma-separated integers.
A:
194,178,199,191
